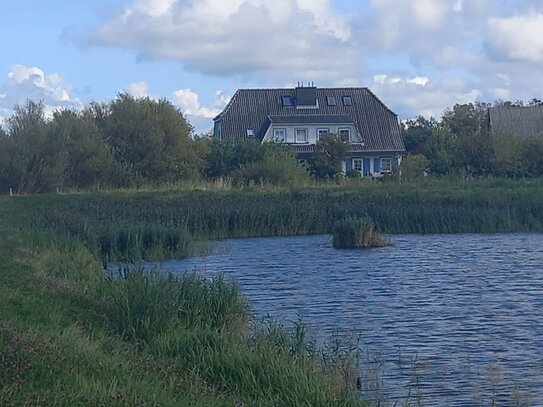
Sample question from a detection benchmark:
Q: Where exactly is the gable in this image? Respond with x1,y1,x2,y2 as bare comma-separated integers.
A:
214,87,405,152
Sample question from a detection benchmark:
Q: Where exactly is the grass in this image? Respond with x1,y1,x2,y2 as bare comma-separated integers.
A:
2,178,543,405
0,194,365,406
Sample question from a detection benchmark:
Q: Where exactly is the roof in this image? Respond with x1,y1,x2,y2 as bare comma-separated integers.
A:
489,105,543,138
214,87,405,152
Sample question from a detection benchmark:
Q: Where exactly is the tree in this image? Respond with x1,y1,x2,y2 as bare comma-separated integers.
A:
307,133,350,179
442,103,493,175
6,100,68,193
96,94,200,183
401,116,436,155
51,109,116,188
427,125,458,175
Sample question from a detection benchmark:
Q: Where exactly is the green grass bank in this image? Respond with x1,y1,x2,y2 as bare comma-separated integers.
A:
0,186,367,406
2,179,543,405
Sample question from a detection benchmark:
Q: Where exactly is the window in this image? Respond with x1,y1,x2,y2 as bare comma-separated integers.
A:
342,96,352,106
282,95,294,107
352,158,363,173
326,96,336,106
273,128,286,143
317,128,329,140
246,128,254,137
338,128,351,141
295,128,308,143
381,158,392,173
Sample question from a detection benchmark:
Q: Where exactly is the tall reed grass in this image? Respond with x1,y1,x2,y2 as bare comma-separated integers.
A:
98,266,363,405
35,179,543,261
333,217,389,249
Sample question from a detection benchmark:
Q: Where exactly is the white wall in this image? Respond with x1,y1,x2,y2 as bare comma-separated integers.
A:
262,123,363,144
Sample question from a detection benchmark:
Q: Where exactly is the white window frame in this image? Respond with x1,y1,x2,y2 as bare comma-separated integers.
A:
338,127,351,141
273,128,286,143
352,158,363,174
317,128,329,140
342,96,352,106
381,157,392,173
295,128,308,143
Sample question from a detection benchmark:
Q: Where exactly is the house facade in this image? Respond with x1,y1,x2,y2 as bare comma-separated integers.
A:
213,85,405,177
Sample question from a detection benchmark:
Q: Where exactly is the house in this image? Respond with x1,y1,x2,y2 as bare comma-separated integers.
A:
213,85,405,177
488,105,543,139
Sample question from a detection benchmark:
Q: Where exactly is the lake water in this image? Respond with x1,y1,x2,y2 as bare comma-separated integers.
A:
147,233,543,406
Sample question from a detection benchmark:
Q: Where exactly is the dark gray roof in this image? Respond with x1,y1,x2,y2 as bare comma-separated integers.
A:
268,115,353,124
489,105,543,138
214,87,405,152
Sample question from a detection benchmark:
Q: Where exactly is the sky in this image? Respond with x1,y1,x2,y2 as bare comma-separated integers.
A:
1,0,543,133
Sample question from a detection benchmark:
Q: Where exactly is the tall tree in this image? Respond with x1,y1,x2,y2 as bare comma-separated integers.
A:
97,94,200,183
7,101,68,193
51,109,116,188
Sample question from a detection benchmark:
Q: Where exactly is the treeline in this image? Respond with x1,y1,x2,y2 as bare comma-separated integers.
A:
0,95,309,193
402,100,543,180
2,96,543,193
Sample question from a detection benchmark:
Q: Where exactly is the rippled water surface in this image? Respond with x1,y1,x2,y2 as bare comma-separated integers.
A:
151,234,543,406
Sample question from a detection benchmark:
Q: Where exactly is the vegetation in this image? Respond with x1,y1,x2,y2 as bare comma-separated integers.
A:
31,179,543,263
0,195,363,406
332,217,389,249
401,101,543,179
2,96,543,195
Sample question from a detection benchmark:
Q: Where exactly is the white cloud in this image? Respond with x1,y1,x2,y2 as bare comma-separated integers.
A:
488,12,543,63
126,81,151,98
171,88,229,119
85,0,357,82
407,76,430,86
0,64,83,123
410,0,447,29
372,73,481,119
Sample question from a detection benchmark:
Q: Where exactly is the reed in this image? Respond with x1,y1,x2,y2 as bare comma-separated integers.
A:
32,178,543,262
333,217,389,249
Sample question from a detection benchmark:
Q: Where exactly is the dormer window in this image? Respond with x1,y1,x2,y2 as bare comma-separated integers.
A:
338,128,351,141
246,129,254,137
342,96,352,106
326,96,336,106
282,95,294,107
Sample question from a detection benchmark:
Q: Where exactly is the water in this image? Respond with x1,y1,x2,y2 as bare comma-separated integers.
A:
149,233,543,406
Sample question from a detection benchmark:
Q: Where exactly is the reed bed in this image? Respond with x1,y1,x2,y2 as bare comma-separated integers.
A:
34,179,543,261
333,217,389,249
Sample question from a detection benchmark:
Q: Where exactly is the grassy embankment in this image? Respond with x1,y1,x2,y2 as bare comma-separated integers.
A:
2,178,543,406
0,189,364,406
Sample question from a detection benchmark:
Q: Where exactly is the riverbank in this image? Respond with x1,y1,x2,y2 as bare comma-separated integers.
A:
2,179,543,405
0,195,363,405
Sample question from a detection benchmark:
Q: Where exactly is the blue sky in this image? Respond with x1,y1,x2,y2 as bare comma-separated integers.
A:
2,0,543,133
